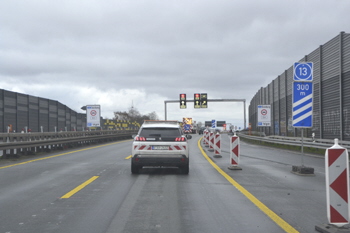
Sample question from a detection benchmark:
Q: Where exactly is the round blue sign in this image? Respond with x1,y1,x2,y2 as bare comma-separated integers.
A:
293,62,313,81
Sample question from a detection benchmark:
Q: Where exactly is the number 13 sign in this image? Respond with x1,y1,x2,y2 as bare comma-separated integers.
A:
293,62,313,82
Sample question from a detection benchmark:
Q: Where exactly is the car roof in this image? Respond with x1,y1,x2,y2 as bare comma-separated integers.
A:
141,123,180,128
141,120,180,129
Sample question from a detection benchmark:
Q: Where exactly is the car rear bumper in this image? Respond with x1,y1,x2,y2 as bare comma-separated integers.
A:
132,154,189,167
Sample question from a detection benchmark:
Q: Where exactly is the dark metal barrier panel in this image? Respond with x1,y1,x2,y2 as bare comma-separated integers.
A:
0,89,3,133
343,71,350,141
249,32,350,140
0,89,89,133
4,91,16,132
39,98,49,132
29,96,39,132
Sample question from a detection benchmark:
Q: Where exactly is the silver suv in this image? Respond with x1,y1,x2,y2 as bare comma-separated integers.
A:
131,121,191,174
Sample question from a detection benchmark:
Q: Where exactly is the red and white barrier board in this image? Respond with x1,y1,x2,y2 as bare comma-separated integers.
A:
208,132,214,151
230,134,240,166
204,130,209,147
325,139,350,227
214,133,221,156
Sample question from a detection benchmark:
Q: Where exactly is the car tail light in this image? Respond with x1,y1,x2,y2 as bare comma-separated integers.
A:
175,137,186,142
135,136,146,141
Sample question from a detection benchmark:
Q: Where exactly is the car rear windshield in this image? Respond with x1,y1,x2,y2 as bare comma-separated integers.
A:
140,127,182,140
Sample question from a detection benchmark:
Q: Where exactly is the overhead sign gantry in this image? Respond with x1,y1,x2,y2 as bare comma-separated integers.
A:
164,97,246,129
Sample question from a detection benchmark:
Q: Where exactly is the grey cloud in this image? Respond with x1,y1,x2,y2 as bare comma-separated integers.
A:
1,0,350,125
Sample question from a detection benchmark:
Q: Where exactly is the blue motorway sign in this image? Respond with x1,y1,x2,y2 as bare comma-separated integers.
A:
184,124,191,131
293,82,313,127
293,62,313,82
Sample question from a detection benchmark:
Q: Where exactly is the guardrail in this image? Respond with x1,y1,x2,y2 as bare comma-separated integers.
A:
0,130,137,158
237,132,350,154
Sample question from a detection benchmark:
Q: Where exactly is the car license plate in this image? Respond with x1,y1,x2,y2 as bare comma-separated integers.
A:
152,145,169,150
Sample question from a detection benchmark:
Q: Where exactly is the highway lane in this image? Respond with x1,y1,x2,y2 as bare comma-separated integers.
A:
0,135,330,233
0,140,135,233
214,134,328,232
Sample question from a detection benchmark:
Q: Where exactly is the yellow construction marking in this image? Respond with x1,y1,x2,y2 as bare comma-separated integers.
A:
197,138,299,233
0,140,131,170
125,155,132,159
61,176,99,199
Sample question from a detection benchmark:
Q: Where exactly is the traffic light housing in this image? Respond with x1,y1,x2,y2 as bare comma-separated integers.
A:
194,93,201,108
200,93,207,108
180,94,186,109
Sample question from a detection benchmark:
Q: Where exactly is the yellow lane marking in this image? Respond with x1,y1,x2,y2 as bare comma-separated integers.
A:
0,140,131,170
197,138,299,233
125,155,132,159
61,176,99,199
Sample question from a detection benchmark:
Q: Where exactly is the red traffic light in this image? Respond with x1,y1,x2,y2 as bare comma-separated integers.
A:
180,94,187,109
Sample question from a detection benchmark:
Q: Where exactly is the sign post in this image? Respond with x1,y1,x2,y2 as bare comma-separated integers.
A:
257,105,271,137
292,62,314,175
257,105,271,127
293,62,313,82
86,105,101,128
211,119,216,129
292,82,313,128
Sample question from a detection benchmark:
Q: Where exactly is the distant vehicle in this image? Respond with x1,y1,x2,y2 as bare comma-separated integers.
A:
198,127,206,134
131,120,191,174
214,128,221,133
182,117,196,134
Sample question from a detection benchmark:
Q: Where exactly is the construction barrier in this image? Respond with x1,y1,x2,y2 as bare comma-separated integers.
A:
208,132,214,152
204,130,209,147
325,139,350,227
228,133,242,170
214,133,221,157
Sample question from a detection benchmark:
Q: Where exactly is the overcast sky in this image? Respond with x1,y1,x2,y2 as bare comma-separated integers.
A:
1,0,349,129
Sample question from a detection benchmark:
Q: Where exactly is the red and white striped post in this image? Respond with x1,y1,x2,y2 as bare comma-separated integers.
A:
208,131,214,152
204,130,209,147
214,133,222,158
228,133,242,170
325,139,350,227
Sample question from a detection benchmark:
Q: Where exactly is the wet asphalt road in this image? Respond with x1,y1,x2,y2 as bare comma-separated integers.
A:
0,135,329,233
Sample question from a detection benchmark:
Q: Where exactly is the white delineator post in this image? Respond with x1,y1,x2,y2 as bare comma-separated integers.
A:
325,138,350,227
214,133,221,158
228,133,242,170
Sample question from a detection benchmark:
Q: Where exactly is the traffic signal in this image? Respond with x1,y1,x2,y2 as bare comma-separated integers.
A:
180,94,186,109
194,93,201,108
200,93,207,108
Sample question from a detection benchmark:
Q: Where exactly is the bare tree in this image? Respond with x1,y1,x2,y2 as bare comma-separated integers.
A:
113,107,158,124
147,111,159,120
